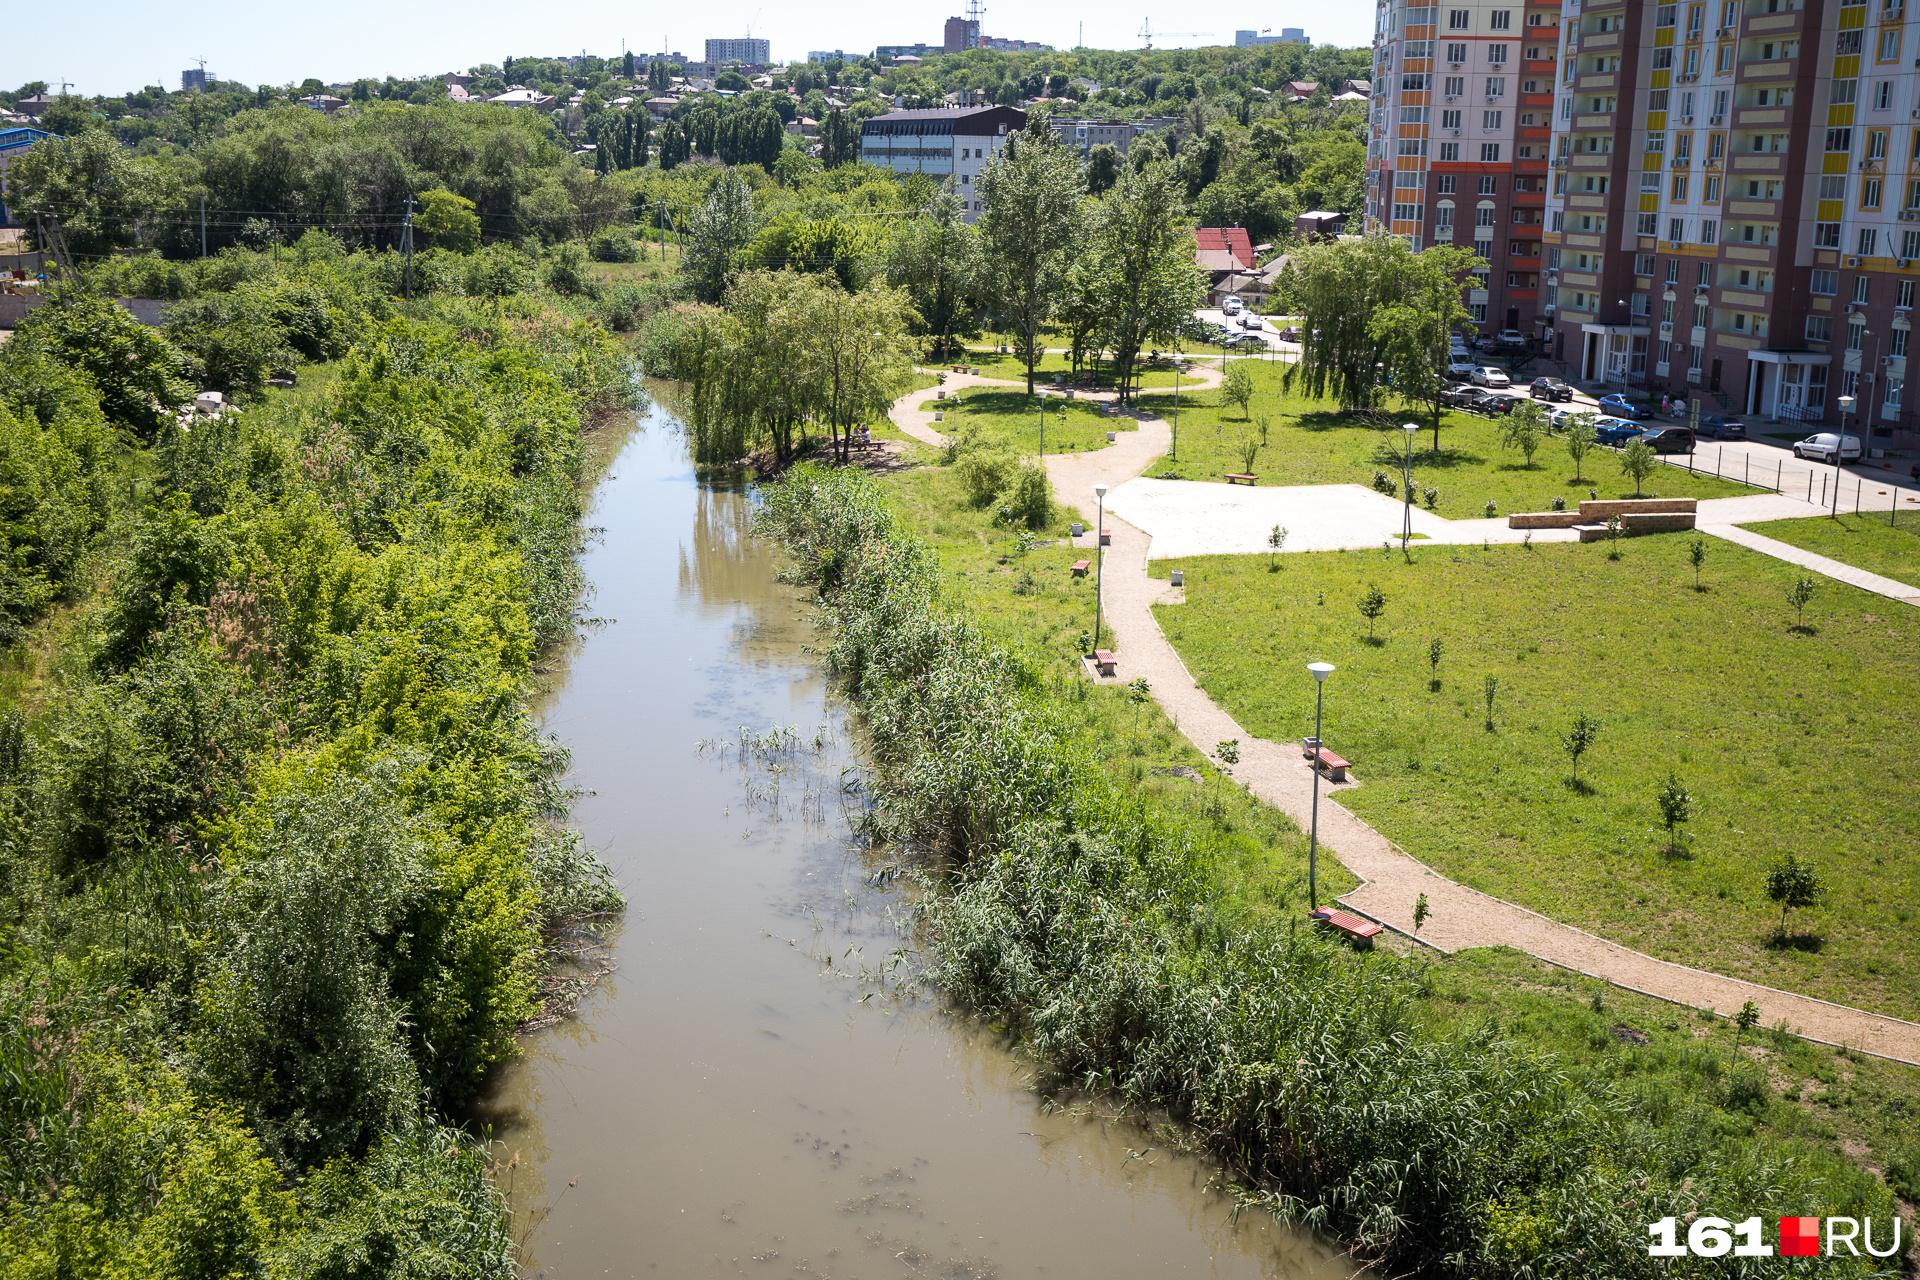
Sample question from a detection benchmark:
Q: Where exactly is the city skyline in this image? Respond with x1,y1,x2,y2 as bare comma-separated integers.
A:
5,0,1366,98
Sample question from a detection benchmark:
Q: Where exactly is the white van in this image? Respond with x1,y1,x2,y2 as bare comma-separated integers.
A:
1222,295,1244,315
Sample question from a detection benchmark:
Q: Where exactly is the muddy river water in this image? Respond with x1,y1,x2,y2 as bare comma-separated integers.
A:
480,408,1352,1280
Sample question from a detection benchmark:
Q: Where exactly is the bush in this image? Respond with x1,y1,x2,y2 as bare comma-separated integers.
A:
589,228,640,262
163,286,298,399
545,242,596,297
460,243,534,299
956,447,1020,510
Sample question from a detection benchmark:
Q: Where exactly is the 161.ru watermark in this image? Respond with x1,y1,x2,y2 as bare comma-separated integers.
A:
1648,1216,1902,1258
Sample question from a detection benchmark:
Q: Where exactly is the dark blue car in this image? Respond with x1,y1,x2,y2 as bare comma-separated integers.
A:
1593,418,1644,446
1596,394,1652,421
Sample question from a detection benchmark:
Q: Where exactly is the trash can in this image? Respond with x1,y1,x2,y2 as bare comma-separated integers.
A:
1170,569,1184,587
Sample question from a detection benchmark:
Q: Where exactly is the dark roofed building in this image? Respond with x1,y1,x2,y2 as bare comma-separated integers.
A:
859,105,1027,222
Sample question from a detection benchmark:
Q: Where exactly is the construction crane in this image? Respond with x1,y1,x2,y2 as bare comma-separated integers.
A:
1138,20,1213,49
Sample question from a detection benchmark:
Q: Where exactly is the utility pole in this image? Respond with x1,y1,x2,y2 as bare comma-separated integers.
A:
403,195,416,300
199,192,207,258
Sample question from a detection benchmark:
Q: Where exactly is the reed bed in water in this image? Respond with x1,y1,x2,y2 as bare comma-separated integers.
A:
758,463,1899,1279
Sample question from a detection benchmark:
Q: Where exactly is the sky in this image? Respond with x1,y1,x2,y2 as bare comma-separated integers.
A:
8,0,1371,99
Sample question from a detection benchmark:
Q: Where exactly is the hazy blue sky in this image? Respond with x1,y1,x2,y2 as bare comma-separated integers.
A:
8,0,1370,98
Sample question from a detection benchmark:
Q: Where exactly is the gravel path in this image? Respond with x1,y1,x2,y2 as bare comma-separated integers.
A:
879,388,1920,1063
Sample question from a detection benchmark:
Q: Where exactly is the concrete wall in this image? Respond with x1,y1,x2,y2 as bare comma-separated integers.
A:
0,295,168,329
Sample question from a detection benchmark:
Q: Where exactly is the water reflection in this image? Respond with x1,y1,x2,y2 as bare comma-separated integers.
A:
481,402,1353,1279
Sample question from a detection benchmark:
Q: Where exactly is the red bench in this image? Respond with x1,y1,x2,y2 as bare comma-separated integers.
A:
1092,648,1118,676
1099,528,1112,545
1310,907,1383,948
1224,473,1258,485
1070,559,1091,577
1309,748,1350,783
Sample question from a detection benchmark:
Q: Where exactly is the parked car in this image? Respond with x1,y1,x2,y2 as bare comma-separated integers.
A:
1470,367,1513,387
1443,384,1496,408
1529,376,1575,402
1695,414,1746,439
1793,432,1864,462
1480,392,1525,415
1596,394,1652,421
1448,358,1480,379
1593,418,1644,446
1547,406,1590,432
1222,295,1244,315
1239,313,1265,329
1639,426,1696,454
1278,325,1304,342
1496,328,1526,345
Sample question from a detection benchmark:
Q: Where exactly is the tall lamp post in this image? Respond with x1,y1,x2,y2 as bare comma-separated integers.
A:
1092,483,1109,650
1306,661,1335,911
1400,421,1420,547
1836,392,1857,518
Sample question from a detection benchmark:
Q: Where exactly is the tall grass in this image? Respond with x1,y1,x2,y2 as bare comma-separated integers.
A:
759,463,1898,1277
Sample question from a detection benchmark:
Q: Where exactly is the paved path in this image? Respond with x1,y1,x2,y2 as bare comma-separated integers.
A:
1703,522,1920,606
884,389,1920,1062
888,361,1226,452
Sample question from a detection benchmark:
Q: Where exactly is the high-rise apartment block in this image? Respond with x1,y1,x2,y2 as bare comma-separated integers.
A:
705,38,771,66
1370,0,1920,449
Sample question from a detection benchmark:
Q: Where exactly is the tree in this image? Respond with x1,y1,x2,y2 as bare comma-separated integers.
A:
1733,1000,1760,1058
1428,637,1443,689
1499,400,1549,468
1787,575,1816,628
1561,712,1600,783
976,123,1085,394
1357,583,1387,638
1765,853,1824,934
1619,437,1657,496
1084,157,1198,403
15,293,193,437
804,282,920,464
682,168,760,303
1365,244,1478,450
1284,232,1459,413
416,189,480,253
1085,143,1121,195
623,50,636,78
1413,892,1430,933
1267,523,1288,565
882,180,977,356
1655,773,1694,854
1687,537,1709,591
8,129,184,259
1565,412,1597,481
820,109,857,168
1219,361,1256,419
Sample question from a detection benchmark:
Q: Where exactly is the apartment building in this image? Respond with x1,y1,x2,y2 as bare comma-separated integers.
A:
858,106,1027,221
1366,0,1562,333
1542,0,1920,450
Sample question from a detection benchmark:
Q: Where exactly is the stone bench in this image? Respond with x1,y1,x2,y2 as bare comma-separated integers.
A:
1093,648,1118,676
1578,498,1698,519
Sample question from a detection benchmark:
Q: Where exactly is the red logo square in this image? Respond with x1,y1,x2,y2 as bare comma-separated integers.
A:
1780,1216,1820,1257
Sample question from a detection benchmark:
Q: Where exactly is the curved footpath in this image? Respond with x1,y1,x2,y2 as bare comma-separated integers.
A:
885,376,1920,1065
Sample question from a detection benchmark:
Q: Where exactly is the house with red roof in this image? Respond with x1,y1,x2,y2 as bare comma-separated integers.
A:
1193,227,1274,306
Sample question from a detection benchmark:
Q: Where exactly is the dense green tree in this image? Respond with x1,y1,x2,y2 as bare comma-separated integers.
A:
682,168,760,302
1088,158,1201,404
416,188,481,252
976,121,1084,392
821,108,857,168
7,129,183,259
1286,233,1467,412
1084,143,1120,195
1366,243,1478,448
882,180,977,354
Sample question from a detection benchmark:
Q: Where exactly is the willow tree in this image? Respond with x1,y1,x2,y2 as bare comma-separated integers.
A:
682,168,759,303
1284,233,1472,416
976,121,1085,393
805,282,920,463
1367,243,1479,449
1088,157,1202,405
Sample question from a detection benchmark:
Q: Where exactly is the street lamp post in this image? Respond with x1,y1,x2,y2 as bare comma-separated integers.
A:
1836,392,1857,518
1092,483,1109,651
1306,661,1335,910
1400,421,1420,547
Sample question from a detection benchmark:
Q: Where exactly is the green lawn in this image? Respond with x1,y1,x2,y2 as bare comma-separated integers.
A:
1741,511,1920,590
955,345,1224,390
1135,360,1766,519
917,388,1137,455
881,464,1356,915
1154,533,1920,1020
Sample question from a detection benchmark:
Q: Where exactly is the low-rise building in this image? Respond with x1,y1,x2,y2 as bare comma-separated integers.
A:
298,95,346,115
1236,28,1311,45
1050,118,1139,154
488,87,557,111
859,105,1027,222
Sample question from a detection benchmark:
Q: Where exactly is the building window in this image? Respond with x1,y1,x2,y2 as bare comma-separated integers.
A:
1483,109,1504,128
1855,276,1871,304
1703,176,1721,202
1486,76,1507,96
1634,253,1657,275
1807,316,1835,342
1666,258,1681,282
1810,269,1838,295
1870,130,1890,160
1893,328,1911,357
1887,377,1903,409
1849,320,1867,350
1439,142,1460,160
1877,81,1893,110
1550,210,1564,231
1658,3,1677,24
1447,42,1467,60
1864,179,1884,209
1669,216,1687,241
1436,174,1457,194
1699,262,1717,288
1814,223,1842,247
1901,279,1916,307
1637,212,1660,234
1859,228,1879,256
1489,44,1509,63
1694,302,1711,327
1450,8,1470,27
1445,75,1464,95
1701,220,1718,244
1441,108,1461,127
1671,173,1690,201
1481,142,1501,162
1394,203,1423,221
1436,203,1455,226
1476,204,1498,226
1881,29,1901,61
1490,9,1511,27
1689,345,1704,371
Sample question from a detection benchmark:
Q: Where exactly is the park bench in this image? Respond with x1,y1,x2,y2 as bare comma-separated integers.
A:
1224,473,1257,485
1309,907,1383,949
1070,559,1091,577
1099,528,1112,545
1309,747,1350,782
1093,649,1118,676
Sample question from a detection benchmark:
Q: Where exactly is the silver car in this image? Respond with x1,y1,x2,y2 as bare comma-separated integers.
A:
1470,367,1512,388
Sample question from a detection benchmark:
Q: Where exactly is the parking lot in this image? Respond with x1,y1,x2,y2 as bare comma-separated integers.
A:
1191,307,1284,351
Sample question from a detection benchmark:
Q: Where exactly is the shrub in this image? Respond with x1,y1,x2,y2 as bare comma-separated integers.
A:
956,447,1021,510
1371,469,1398,495
589,228,640,262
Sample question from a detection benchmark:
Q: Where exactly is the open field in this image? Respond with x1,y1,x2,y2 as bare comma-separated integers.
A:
1740,511,1920,590
914,388,1137,454
1153,533,1920,1019
881,462,1355,915
1134,361,1766,518
956,345,1226,390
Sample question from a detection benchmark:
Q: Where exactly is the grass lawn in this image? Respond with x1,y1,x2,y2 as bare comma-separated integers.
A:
1136,360,1766,518
956,345,1222,391
916,388,1138,455
1741,511,1920,590
1153,533,1920,1020
881,463,1356,916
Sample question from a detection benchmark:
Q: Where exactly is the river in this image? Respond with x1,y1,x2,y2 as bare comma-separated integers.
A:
477,405,1350,1279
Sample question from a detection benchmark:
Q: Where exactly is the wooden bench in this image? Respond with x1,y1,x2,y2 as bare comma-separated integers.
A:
1309,748,1350,782
1224,473,1257,485
1070,559,1091,577
1099,528,1112,546
1092,648,1118,676
1310,907,1383,948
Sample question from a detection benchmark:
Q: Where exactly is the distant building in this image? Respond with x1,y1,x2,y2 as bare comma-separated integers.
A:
859,105,1026,223
1049,118,1155,155
298,95,347,115
1194,227,1262,306
15,94,54,117
944,16,979,51
805,50,848,64
638,52,687,67
443,72,473,89
1294,211,1347,241
488,87,558,111
874,43,935,59
181,68,213,93
1234,28,1309,46
979,37,1052,51
705,37,771,66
